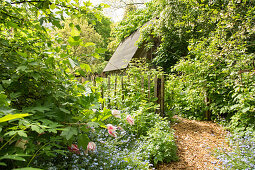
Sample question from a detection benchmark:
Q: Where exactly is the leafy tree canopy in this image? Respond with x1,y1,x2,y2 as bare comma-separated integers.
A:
0,0,112,168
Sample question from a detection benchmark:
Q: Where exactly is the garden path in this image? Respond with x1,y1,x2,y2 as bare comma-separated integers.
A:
158,115,229,170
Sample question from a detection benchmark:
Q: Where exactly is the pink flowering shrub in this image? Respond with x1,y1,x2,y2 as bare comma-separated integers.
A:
87,142,96,152
107,124,117,137
126,115,134,126
68,144,80,155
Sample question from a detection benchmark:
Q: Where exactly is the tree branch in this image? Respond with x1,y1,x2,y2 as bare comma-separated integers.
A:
11,0,79,10
0,11,25,21
11,0,43,4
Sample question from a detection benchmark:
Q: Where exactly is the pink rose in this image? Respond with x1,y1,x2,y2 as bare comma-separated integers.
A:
87,142,96,152
108,130,117,137
106,124,117,137
126,115,134,126
68,144,80,155
111,110,121,118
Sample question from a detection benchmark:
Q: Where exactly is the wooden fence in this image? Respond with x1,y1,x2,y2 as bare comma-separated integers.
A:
81,74,165,117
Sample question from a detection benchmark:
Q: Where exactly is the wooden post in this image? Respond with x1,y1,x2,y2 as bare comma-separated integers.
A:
148,75,151,101
93,75,96,86
160,74,165,117
108,76,111,109
114,76,117,97
154,75,157,99
121,76,124,101
204,90,211,120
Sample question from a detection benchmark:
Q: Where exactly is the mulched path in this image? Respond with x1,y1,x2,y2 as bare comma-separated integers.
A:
158,115,229,170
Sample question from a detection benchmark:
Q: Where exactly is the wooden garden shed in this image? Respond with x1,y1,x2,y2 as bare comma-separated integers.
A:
102,24,165,116
103,26,156,73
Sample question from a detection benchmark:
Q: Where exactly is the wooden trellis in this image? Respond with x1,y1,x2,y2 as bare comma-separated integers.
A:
84,74,165,117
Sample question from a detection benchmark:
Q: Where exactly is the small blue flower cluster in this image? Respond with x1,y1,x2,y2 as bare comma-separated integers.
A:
216,131,255,170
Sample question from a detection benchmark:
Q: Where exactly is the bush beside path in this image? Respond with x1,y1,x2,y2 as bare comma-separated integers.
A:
159,116,229,170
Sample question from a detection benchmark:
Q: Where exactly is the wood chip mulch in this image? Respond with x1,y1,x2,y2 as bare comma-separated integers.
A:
158,115,229,170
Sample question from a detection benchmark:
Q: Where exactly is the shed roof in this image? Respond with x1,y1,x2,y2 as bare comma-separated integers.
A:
103,30,140,72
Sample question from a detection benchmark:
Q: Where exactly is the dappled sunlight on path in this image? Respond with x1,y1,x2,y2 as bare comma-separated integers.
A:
159,116,229,170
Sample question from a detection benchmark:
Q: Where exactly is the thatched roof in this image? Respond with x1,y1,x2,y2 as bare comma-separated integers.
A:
103,30,141,72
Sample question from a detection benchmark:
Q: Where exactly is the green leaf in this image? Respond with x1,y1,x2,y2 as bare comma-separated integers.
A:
241,107,250,113
13,167,42,170
17,52,27,58
68,58,76,69
68,36,80,46
24,106,50,113
101,114,112,121
87,122,99,128
0,155,26,161
50,3,56,10
77,134,89,150
10,92,22,99
7,21,19,29
59,108,71,114
69,23,74,28
4,131,17,136
75,24,81,31
2,79,12,86
70,28,80,36
80,64,91,72
0,162,7,166
17,66,28,72
92,53,101,59
17,130,27,137
0,113,30,123
95,48,107,54
72,36,80,41
31,125,42,133
84,42,95,47
60,127,77,140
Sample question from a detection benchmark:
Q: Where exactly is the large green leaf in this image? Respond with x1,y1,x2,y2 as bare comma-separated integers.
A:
13,168,42,170
84,42,95,47
0,113,30,123
60,127,78,140
0,155,26,161
0,162,7,166
80,63,91,72
70,28,80,36
77,134,89,150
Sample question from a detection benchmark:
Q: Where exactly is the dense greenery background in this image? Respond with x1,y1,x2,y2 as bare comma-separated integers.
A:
112,0,255,131
0,0,255,169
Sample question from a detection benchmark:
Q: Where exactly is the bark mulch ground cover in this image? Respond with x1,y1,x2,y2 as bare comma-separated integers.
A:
158,115,229,170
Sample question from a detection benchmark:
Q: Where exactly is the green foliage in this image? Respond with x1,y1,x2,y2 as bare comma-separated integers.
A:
142,121,178,165
93,61,178,166
108,2,156,52
55,17,106,73
0,0,112,168
163,0,255,132
0,113,30,123
216,131,255,169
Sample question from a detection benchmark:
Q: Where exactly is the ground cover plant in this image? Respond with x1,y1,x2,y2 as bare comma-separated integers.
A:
216,131,255,170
